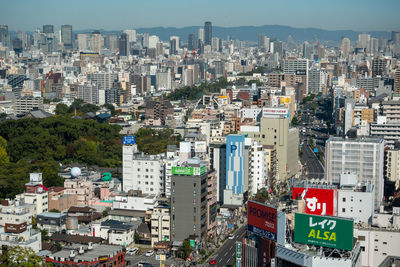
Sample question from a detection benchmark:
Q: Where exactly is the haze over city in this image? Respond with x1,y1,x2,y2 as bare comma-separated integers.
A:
0,1,400,267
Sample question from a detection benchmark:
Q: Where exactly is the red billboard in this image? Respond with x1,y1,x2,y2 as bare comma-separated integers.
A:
247,201,277,241
292,187,337,216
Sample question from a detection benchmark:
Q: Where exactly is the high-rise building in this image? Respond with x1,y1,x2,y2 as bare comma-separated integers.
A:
224,134,247,206
370,38,378,55
241,116,299,182
169,36,179,55
394,69,400,94
391,30,400,45
325,137,385,209
42,25,54,34
198,28,204,43
372,58,386,77
211,37,219,52
357,33,371,50
308,68,327,94
258,34,269,52
204,21,212,46
77,34,88,51
171,164,208,241
188,33,197,50
90,31,103,53
61,25,72,49
118,33,128,57
209,143,226,203
123,29,136,43
0,25,10,47
341,37,351,58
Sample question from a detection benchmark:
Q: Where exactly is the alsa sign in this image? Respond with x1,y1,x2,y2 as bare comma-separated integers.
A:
292,187,337,216
294,213,353,251
247,201,277,241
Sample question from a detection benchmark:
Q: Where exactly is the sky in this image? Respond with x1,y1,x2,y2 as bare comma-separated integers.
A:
1,0,399,32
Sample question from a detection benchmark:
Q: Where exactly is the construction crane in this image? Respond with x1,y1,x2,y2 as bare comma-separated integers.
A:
41,70,53,98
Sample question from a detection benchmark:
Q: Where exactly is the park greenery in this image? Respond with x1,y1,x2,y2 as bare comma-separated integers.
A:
0,116,122,198
165,78,232,101
135,127,182,155
0,246,44,267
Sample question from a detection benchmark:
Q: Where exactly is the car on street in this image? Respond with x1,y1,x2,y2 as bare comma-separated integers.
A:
228,234,234,239
145,250,154,257
209,259,216,265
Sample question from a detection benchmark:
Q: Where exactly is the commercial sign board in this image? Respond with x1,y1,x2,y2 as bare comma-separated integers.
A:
294,213,354,251
171,166,207,176
236,241,242,267
292,187,337,216
123,135,136,145
262,108,289,118
247,201,277,241
194,141,207,153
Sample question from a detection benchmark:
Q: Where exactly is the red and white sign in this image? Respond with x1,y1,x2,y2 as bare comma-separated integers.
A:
292,187,337,216
248,201,277,234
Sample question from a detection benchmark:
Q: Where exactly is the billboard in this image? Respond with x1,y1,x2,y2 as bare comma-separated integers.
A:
294,213,354,251
217,95,229,106
194,141,207,153
247,201,277,241
123,136,136,145
262,108,289,118
292,187,337,216
172,166,207,176
236,241,242,267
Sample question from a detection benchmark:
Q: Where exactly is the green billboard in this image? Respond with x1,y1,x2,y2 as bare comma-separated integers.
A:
294,213,354,251
172,166,207,176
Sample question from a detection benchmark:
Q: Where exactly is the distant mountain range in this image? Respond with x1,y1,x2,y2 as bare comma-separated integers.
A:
72,25,391,44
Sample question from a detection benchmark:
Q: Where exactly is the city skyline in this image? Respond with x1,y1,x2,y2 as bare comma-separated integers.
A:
1,0,400,32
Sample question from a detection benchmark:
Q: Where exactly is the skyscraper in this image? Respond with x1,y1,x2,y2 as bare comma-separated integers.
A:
341,37,351,58
391,30,400,45
0,25,10,47
61,25,72,49
118,33,128,56
42,25,54,34
357,33,370,50
198,28,204,43
90,31,103,53
204,21,212,46
188,33,197,50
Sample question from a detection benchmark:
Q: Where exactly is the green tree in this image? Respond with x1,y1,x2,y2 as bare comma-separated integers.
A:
178,239,193,259
253,188,269,203
0,136,9,165
55,242,62,251
55,103,69,115
102,207,111,218
134,231,141,244
102,103,116,116
41,229,49,242
291,116,299,127
49,209,60,213
0,246,42,267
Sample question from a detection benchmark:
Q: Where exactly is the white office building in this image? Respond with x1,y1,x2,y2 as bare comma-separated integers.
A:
325,137,385,210
123,145,164,196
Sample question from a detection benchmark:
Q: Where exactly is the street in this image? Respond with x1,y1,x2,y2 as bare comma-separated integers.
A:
204,225,247,267
126,253,182,267
301,139,325,179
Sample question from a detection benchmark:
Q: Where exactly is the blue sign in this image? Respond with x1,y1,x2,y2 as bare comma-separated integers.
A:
247,225,277,241
313,148,319,153
231,144,237,153
123,136,136,145
228,224,234,228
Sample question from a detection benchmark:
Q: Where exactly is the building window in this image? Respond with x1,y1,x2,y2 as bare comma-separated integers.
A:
361,246,365,251
342,208,345,212
342,197,346,202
